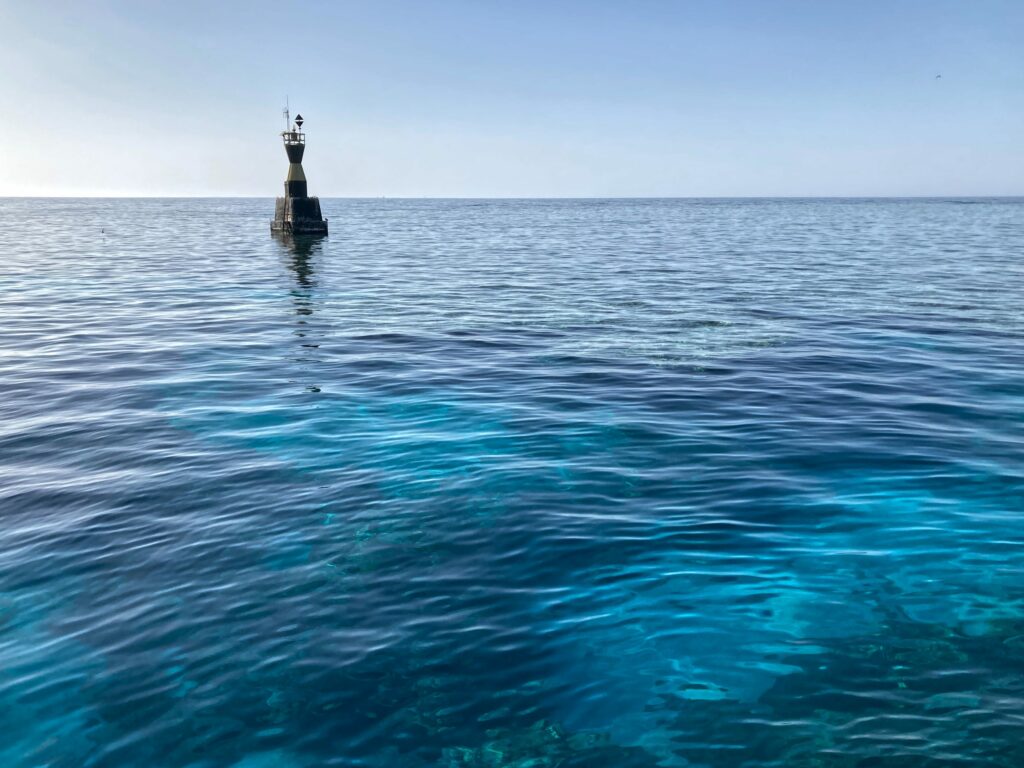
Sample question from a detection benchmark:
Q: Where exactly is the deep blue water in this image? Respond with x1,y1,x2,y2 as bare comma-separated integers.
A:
2,197,1024,767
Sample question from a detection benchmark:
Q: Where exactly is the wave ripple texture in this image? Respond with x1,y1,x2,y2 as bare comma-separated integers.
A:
2,198,1024,767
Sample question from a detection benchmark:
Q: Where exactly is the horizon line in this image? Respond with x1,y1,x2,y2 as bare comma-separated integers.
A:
2,194,1023,201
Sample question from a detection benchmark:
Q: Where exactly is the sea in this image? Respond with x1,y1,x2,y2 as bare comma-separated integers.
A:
1,197,1023,767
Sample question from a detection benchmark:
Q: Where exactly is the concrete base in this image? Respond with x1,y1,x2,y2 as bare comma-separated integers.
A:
271,196,328,235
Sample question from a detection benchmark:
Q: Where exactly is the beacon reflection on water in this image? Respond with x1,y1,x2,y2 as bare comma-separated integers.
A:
274,233,324,290
274,233,325,398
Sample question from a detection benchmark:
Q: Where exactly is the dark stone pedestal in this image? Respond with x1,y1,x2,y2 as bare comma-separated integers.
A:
271,196,328,235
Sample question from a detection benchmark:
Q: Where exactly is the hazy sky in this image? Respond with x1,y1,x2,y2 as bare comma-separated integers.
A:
1,0,1021,197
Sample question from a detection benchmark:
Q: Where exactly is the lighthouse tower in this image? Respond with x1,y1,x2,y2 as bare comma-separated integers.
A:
271,110,328,235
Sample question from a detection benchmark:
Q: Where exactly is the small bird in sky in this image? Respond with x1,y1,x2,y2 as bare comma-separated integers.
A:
935,74,942,79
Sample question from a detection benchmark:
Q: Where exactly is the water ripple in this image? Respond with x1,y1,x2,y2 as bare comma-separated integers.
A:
1,198,1024,766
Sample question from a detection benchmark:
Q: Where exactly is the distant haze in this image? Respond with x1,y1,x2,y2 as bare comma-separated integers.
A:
1,0,1022,198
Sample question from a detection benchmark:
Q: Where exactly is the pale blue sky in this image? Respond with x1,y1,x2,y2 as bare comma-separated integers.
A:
1,0,1021,197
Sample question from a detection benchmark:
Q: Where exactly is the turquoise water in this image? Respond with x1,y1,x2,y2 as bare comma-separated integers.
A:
2,197,1024,766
